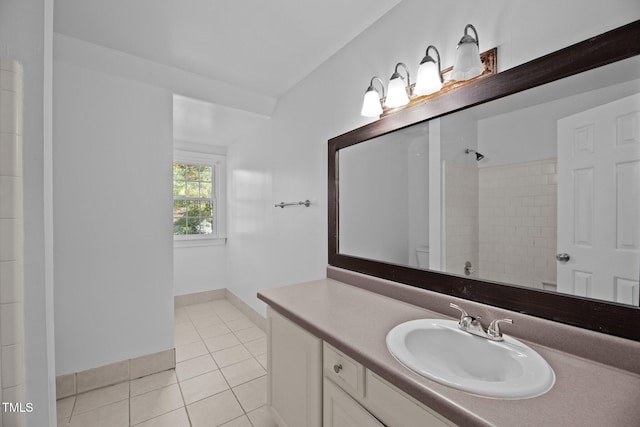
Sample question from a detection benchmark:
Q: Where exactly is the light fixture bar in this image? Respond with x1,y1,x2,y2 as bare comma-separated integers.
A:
380,47,497,117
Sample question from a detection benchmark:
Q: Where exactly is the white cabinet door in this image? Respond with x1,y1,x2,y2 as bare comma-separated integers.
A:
267,308,322,427
324,379,385,427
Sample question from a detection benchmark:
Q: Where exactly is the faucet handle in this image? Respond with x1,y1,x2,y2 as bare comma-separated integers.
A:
487,318,513,339
449,303,478,325
449,303,469,320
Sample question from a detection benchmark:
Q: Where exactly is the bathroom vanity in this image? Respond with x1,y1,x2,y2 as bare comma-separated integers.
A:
258,268,640,427
266,306,451,427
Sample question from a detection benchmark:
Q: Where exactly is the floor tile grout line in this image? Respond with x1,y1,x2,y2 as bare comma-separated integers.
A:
178,320,242,422
227,372,267,417
58,298,269,427
129,383,182,426
174,373,193,427
178,315,197,427
129,366,132,427
204,302,267,425
67,395,77,425
65,301,263,427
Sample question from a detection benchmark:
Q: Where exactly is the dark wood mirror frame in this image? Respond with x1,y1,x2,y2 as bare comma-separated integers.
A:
328,20,640,341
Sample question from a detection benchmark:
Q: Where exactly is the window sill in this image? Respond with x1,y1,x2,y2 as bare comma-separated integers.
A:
173,237,227,248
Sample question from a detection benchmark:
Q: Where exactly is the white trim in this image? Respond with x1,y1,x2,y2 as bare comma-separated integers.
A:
174,236,227,248
44,0,59,424
173,148,222,165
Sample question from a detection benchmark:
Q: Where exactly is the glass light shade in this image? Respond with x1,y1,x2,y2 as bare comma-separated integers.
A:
452,41,483,81
414,60,443,96
386,75,410,108
360,89,383,117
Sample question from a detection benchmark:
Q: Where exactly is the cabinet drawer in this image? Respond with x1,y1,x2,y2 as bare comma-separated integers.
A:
365,371,455,427
323,343,364,398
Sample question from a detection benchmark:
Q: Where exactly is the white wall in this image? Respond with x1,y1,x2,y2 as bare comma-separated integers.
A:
174,245,229,295
440,110,479,166
226,122,279,313
336,124,429,268
0,0,57,426
339,132,411,265
225,0,640,314
53,60,174,374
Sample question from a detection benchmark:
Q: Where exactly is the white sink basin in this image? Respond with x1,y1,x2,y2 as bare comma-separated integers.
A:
386,319,555,399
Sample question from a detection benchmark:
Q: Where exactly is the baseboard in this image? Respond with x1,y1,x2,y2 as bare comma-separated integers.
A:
174,288,226,307
175,288,266,331
56,348,175,400
225,289,267,332
56,291,264,399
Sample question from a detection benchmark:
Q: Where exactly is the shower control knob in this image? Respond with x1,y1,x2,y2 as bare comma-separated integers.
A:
556,253,571,262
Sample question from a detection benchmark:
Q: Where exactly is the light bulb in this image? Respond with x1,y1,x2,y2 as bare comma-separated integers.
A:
452,24,483,81
386,74,409,108
360,88,383,117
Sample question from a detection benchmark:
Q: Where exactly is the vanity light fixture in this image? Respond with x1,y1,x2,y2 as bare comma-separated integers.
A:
452,24,483,81
385,62,411,108
360,76,386,117
414,45,443,96
359,23,496,118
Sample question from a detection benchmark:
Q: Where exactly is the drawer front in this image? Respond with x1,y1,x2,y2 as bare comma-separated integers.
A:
323,343,364,398
365,371,456,427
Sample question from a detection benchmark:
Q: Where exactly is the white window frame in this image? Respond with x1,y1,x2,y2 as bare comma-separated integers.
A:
173,149,226,248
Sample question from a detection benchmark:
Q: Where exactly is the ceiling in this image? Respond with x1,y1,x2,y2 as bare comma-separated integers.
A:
54,0,402,146
53,0,402,99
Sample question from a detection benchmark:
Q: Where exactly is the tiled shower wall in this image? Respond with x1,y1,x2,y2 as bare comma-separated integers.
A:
0,58,25,427
478,159,557,290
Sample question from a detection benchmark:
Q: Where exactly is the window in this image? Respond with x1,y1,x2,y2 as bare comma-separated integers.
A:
173,150,225,246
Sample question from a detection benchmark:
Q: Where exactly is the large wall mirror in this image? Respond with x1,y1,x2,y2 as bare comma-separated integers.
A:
329,21,640,341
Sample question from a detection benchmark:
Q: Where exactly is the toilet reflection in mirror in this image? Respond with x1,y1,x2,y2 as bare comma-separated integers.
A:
338,56,640,306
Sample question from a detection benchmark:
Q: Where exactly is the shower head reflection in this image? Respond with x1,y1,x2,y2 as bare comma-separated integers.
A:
465,148,484,161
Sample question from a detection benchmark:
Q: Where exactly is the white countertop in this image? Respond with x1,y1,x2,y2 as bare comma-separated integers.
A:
259,277,640,427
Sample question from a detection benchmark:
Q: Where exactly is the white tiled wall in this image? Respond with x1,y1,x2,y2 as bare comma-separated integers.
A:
479,159,557,290
0,58,25,427
443,161,479,277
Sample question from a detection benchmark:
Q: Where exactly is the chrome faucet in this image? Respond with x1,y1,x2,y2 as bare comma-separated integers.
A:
449,303,513,341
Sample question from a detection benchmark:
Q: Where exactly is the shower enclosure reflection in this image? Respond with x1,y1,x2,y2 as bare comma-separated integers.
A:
338,56,640,306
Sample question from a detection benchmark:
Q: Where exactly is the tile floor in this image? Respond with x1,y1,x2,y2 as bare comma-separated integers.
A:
56,299,277,427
